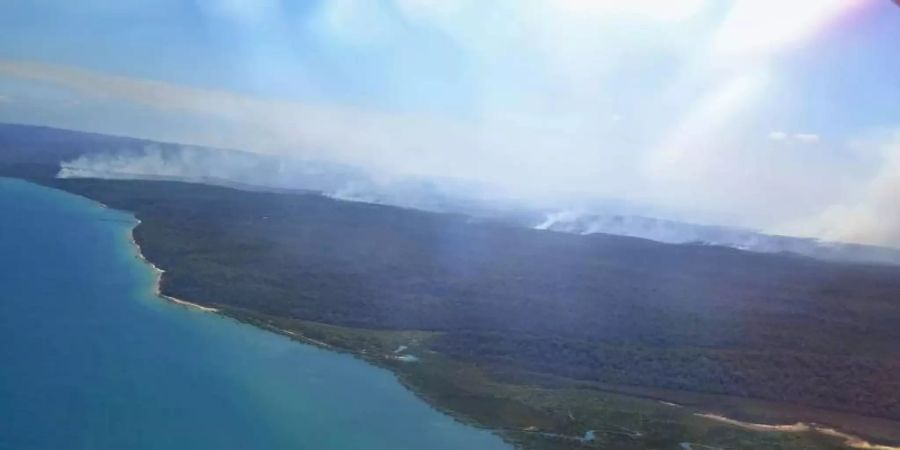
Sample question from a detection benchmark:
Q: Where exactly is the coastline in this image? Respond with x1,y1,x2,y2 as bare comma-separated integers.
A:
0,176,519,450
25,176,899,450
114,201,900,450
228,309,900,450
695,413,900,450
123,215,514,441
129,219,220,313
122,214,516,442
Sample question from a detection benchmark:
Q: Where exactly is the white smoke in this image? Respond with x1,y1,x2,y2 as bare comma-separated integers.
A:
532,210,900,265
60,145,253,180
1,0,896,248
55,143,900,264
783,132,900,247
57,145,513,215
534,210,586,231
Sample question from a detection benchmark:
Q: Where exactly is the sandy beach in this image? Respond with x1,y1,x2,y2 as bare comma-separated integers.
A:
130,219,220,313
696,414,900,450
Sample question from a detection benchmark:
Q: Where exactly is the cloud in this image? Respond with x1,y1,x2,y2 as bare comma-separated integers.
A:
768,131,821,144
794,133,821,144
768,131,788,141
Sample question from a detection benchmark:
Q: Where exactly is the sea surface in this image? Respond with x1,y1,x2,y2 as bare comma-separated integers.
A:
0,178,511,450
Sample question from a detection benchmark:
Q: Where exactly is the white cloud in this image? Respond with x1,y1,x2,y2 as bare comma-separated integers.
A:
767,131,821,144
794,133,821,144
768,131,788,140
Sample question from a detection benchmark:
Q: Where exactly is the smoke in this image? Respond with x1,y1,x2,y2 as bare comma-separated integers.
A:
59,145,373,195
1,0,896,247
58,145,514,215
534,210,587,232
61,146,259,181
59,145,325,191
56,139,900,261
783,132,900,247
0,59,616,204
532,209,900,265
533,209,755,244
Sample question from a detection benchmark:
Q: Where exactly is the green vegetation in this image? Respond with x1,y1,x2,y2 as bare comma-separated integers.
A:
3,125,900,449
4,173,896,449
224,310,876,450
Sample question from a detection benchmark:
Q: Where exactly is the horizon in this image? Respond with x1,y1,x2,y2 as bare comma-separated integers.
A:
4,5,900,449
1,0,899,247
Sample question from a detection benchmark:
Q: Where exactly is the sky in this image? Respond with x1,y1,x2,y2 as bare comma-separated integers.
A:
0,0,899,245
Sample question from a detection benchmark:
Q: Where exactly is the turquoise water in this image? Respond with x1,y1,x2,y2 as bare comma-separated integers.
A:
0,178,510,450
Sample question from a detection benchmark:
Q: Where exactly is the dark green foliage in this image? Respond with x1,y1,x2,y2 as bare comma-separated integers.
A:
11,173,899,422
3,123,900,433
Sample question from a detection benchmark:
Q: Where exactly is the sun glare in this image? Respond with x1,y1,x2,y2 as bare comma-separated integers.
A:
556,0,708,21
714,0,868,55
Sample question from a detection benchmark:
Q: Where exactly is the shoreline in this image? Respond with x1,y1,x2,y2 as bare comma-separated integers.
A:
119,212,519,448
7,173,898,448
61,179,900,450
129,220,220,313
695,413,900,450
122,209,900,450
234,310,900,450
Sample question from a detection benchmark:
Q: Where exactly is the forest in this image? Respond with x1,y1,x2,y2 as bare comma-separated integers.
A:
3,124,900,429
1,171,894,422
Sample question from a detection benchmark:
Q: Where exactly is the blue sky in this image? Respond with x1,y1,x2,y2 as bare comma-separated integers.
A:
0,1,472,113
0,0,899,244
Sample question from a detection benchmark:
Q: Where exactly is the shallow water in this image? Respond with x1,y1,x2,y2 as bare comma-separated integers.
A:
0,178,510,450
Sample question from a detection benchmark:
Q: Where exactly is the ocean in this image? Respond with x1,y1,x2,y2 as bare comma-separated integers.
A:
0,178,510,450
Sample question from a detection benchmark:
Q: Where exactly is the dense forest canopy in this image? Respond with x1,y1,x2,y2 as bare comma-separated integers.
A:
6,174,894,422
2,123,900,428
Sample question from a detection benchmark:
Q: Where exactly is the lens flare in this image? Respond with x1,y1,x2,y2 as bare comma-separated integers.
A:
714,0,869,55
556,0,708,21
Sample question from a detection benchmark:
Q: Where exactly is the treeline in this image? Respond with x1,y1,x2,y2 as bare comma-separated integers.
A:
431,331,900,419
3,131,900,424
22,175,900,422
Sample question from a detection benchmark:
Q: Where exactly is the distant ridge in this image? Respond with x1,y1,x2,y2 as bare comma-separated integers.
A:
529,211,900,266
3,122,899,266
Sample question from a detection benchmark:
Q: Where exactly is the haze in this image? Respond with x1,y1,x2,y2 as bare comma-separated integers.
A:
0,0,898,246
